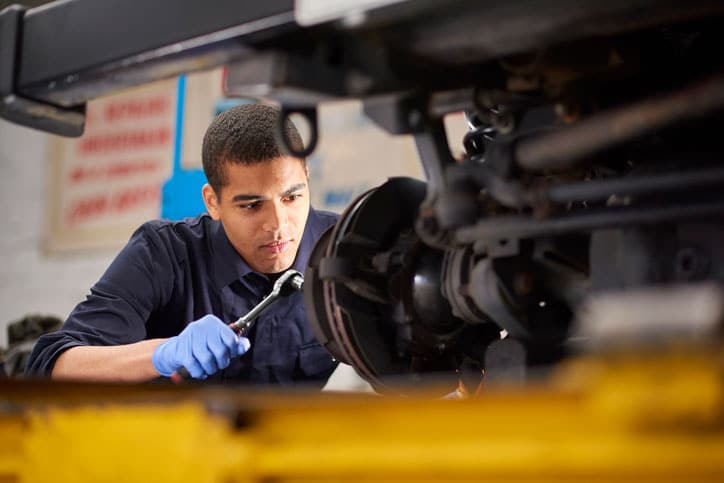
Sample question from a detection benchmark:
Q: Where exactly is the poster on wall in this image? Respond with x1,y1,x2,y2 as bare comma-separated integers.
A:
44,80,176,252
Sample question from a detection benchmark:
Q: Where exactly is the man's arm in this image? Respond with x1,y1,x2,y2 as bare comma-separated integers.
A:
28,224,248,381
51,339,164,382
26,224,168,379
50,315,251,382
26,223,172,378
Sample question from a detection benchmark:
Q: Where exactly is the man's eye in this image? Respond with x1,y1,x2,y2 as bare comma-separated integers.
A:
285,194,302,202
240,202,260,210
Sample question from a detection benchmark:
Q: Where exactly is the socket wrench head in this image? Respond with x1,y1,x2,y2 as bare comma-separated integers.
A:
272,269,305,297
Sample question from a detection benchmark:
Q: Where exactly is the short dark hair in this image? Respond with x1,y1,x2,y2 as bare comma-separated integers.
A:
202,103,304,194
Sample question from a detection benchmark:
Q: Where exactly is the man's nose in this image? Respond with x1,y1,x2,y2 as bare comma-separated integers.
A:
262,202,287,232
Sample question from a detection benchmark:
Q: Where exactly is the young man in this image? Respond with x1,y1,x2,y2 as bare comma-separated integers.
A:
26,104,339,386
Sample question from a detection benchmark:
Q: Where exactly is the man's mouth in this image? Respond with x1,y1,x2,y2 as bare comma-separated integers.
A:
261,240,291,254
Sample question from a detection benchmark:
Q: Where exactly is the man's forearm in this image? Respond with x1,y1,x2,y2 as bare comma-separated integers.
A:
51,339,165,382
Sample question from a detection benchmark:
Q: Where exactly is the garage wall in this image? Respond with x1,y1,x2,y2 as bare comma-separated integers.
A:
0,120,118,349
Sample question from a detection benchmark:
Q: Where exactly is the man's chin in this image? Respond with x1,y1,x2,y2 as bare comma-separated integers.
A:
257,255,294,275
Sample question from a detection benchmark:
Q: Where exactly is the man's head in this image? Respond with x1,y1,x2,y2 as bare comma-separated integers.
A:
201,104,310,274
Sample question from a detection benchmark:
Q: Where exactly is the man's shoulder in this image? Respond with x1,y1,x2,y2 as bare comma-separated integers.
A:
132,214,215,248
126,214,217,264
138,214,212,235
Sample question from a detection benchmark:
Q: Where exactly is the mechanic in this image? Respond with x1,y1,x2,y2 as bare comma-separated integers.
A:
26,104,339,386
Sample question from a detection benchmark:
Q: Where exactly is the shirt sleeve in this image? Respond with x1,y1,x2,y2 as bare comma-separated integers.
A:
25,223,175,376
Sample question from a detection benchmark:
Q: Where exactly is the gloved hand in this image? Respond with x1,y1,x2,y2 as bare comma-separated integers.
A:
152,314,250,379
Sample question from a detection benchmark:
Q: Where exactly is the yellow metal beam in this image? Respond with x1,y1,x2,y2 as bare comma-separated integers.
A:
1,349,722,482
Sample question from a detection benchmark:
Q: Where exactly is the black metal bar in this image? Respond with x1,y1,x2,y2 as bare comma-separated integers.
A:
413,117,455,192
16,0,298,106
0,4,85,136
4,0,724,137
546,167,724,204
454,201,724,243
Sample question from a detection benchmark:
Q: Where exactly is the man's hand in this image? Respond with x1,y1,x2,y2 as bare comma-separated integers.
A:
152,314,250,379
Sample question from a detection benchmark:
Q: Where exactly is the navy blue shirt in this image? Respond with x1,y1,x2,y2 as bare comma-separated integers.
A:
26,208,339,387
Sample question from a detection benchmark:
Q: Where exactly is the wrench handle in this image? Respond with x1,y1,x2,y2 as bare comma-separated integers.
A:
169,269,303,383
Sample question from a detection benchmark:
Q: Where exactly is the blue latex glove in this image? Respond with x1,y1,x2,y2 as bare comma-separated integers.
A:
152,314,250,379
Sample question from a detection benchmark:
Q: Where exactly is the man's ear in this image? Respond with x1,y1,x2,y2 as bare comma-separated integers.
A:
202,183,221,220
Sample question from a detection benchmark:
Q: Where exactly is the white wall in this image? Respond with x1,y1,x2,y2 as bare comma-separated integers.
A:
0,120,117,349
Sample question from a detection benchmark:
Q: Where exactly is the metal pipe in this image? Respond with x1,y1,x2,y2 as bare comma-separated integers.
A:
454,201,724,243
515,76,724,172
546,167,724,204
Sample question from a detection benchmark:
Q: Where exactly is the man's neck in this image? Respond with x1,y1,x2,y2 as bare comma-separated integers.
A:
265,271,284,283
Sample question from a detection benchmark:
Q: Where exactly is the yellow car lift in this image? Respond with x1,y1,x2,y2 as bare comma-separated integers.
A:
1,346,722,482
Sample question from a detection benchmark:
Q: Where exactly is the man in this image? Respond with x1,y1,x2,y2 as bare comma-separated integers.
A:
26,104,339,386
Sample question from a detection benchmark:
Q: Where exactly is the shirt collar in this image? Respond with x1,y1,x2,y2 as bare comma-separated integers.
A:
211,219,254,289
211,207,320,288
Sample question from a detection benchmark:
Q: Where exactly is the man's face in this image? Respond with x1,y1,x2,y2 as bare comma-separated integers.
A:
203,157,310,274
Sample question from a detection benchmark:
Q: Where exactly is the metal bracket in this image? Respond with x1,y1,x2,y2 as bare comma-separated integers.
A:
277,106,318,158
0,5,85,137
